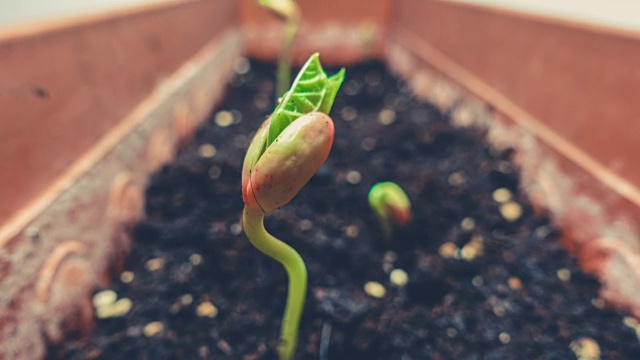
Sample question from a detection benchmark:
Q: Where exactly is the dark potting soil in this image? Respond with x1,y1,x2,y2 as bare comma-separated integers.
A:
49,59,640,360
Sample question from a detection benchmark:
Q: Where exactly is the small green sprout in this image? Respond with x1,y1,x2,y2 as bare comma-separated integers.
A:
242,53,345,360
258,0,301,97
368,182,412,236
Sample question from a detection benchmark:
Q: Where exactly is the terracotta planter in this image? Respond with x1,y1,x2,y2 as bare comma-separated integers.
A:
1,0,639,357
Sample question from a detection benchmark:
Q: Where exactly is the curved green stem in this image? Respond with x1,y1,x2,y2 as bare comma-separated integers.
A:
276,16,299,98
243,205,307,360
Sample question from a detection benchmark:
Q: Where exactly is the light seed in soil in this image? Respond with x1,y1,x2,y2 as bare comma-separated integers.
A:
189,253,203,266
364,281,386,298
557,268,571,282
346,170,361,184
460,244,478,261
93,290,117,308
143,321,165,337
145,258,165,271
390,269,409,287
460,217,475,231
499,332,511,344
492,188,512,203
507,276,522,290
499,201,522,221
378,109,396,125
230,223,243,236
196,301,219,318
198,144,217,158
214,110,234,127
119,271,134,283
461,237,484,261
439,242,458,259
570,337,601,360
343,225,359,238
96,298,133,319
447,171,467,186
180,294,194,306
446,328,457,338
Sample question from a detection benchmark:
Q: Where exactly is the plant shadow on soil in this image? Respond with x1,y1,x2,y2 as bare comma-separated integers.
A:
49,59,640,359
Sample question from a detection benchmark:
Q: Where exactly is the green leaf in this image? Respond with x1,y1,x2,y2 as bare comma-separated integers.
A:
267,53,345,147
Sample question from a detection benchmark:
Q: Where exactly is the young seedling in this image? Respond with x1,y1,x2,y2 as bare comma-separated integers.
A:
242,53,345,360
258,0,301,97
368,181,412,236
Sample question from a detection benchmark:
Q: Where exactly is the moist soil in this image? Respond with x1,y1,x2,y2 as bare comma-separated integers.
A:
49,59,640,359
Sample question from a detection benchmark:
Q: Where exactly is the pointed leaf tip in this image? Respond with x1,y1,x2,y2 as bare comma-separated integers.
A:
267,53,345,146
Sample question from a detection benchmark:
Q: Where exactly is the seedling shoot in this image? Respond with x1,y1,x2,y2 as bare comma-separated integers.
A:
368,181,412,236
242,53,345,360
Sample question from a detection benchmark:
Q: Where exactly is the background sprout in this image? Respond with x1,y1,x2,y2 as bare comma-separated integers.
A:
369,181,412,236
242,53,345,360
258,0,301,97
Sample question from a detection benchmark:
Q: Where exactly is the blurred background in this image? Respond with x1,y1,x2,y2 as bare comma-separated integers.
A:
0,0,168,27
2,0,640,31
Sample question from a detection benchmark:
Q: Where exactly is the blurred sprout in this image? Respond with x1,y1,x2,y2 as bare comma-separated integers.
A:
257,0,300,97
369,181,412,236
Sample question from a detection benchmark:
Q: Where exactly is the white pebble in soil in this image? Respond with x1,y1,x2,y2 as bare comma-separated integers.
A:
214,110,234,127
120,271,134,284
189,253,203,266
143,321,165,337
492,188,512,203
499,201,522,222
198,144,217,158
145,258,165,271
389,269,409,287
196,301,219,318
460,217,475,231
570,337,601,360
364,281,386,298
378,109,396,125
346,170,361,185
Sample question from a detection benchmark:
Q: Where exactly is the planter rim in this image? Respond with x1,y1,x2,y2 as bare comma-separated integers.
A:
445,0,640,41
0,0,199,44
